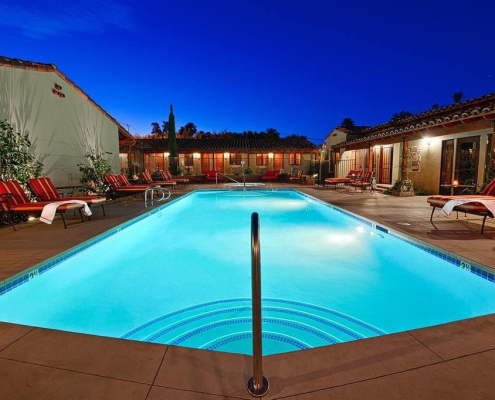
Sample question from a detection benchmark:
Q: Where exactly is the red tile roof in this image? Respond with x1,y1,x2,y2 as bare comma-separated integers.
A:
333,92,495,149
133,138,318,152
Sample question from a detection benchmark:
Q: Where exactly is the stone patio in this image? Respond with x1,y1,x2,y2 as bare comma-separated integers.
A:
1,183,494,399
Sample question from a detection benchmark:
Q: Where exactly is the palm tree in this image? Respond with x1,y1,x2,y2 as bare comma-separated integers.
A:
391,111,413,121
168,105,178,175
340,118,356,130
453,92,465,104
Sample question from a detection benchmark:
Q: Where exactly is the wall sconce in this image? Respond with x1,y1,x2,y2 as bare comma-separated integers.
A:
193,152,201,159
164,152,170,157
224,152,230,158
424,137,431,146
453,180,459,187
268,152,274,159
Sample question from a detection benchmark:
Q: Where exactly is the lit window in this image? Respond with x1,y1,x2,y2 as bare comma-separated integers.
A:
289,153,301,165
229,153,243,165
256,154,269,165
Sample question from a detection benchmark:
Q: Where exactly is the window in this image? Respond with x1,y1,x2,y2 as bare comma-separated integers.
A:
289,153,301,165
229,153,243,165
183,154,193,167
256,154,269,165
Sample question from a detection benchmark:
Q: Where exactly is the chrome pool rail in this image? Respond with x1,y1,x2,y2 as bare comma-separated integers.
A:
216,172,247,191
144,187,171,208
247,212,269,397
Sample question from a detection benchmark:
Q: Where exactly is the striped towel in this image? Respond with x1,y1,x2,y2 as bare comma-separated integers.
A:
40,201,92,224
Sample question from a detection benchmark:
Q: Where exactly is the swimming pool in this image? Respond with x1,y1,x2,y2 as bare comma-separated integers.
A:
1,189,495,355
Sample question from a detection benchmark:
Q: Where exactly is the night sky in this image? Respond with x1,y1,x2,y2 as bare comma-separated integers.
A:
1,0,494,142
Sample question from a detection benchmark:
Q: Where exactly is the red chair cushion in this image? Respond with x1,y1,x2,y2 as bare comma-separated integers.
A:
0,180,31,209
27,177,61,201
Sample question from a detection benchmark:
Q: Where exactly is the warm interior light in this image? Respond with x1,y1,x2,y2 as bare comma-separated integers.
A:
268,152,274,158
164,152,170,157
193,152,201,159
453,180,459,187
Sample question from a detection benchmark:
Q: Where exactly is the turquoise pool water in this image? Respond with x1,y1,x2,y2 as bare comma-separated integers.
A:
1,190,495,355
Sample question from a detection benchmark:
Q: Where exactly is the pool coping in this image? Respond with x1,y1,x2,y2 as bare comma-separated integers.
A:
1,187,495,298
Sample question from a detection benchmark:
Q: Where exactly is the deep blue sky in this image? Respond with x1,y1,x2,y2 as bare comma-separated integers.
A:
1,0,494,142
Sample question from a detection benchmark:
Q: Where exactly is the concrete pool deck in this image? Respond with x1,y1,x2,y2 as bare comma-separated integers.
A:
1,183,495,399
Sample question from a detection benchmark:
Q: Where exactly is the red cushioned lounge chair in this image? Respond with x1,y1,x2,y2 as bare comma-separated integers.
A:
204,171,219,181
105,175,151,197
324,170,361,189
27,177,106,217
262,170,280,181
0,180,85,229
160,171,189,186
350,171,374,194
427,178,495,234
141,171,176,191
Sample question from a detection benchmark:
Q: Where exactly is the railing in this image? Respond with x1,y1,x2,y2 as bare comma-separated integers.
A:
247,212,269,397
144,187,171,208
216,172,247,191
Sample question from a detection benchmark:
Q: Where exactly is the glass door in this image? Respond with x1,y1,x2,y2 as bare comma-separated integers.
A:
214,153,224,172
439,139,454,195
379,146,393,184
455,136,480,194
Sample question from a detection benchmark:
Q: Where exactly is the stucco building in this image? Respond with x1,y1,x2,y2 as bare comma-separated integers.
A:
0,56,134,186
326,93,495,194
120,138,318,176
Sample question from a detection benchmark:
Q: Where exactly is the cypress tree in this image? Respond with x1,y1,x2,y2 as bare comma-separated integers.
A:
168,104,178,175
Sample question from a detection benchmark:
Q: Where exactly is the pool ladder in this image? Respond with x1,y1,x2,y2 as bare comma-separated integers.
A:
247,212,269,397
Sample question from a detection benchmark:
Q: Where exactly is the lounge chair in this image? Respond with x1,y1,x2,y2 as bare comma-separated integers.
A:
0,180,85,229
427,178,495,233
289,170,302,183
141,172,176,191
27,177,106,217
204,171,219,181
350,171,374,193
324,170,361,189
105,175,151,196
262,170,280,181
160,171,189,186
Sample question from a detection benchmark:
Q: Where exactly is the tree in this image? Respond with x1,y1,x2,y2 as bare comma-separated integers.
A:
0,120,43,187
453,92,465,104
77,150,113,194
150,122,163,137
178,122,197,138
340,118,356,130
431,104,439,110
168,105,178,175
391,111,413,121
264,127,280,140
161,121,169,135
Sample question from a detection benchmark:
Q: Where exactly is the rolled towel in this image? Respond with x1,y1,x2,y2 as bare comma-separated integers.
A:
40,200,92,224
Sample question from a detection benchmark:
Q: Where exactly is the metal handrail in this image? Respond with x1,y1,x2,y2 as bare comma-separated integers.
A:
215,172,240,184
216,172,247,191
144,187,171,208
247,212,269,397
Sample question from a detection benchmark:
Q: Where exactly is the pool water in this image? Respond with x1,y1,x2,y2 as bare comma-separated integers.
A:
1,190,495,355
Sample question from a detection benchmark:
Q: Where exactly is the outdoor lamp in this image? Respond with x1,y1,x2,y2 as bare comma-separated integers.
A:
164,152,170,157
268,152,274,158
193,153,201,159
224,152,230,158
453,180,459,187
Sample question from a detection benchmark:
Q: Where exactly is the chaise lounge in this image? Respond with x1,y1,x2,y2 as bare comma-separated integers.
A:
324,170,361,189
27,177,106,217
427,178,495,234
141,171,176,191
160,171,189,186
0,180,85,229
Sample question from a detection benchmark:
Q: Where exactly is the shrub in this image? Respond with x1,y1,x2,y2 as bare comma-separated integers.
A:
0,120,44,187
77,150,113,194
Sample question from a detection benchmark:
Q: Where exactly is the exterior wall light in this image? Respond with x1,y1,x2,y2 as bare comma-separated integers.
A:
268,152,274,158
224,152,230,158
193,152,201,159
164,152,170,157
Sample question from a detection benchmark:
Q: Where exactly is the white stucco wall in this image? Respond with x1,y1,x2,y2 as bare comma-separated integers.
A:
0,67,119,186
